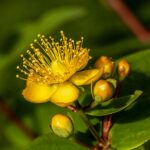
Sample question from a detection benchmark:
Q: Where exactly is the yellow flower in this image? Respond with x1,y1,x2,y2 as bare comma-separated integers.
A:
16,31,103,107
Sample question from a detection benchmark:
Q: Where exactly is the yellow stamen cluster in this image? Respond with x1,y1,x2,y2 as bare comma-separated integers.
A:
16,31,91,84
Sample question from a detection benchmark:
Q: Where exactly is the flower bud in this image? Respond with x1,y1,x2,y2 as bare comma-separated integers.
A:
93,80,114,102
94,56,115,79
51,114,73,138
118,59,131,81
50,82,79,107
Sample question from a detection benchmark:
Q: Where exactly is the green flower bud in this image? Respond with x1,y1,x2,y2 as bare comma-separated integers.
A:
94,56,115,79
51,114,73,138
118,59,131,81
93,80,114,102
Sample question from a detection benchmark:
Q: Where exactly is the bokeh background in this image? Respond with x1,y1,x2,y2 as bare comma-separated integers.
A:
0,0,150,149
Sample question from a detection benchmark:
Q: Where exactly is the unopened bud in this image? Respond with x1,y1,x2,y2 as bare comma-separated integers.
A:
51,114,73,138
93,80,114,102
94,56,115,79
118,59,131,81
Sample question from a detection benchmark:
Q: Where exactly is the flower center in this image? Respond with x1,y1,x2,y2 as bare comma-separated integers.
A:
16,31,91,84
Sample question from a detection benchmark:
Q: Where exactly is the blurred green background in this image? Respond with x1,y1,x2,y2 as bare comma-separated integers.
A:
0,0,150,149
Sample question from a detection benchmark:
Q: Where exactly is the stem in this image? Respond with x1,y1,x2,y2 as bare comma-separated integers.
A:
78,109,100,142
67,105,77,112
68,102,106,148
102,115,112,141
114,80,122,98
107,0,150,43
101,81,122,146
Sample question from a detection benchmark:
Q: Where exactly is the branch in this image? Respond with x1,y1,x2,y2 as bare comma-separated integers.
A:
107,0,150,43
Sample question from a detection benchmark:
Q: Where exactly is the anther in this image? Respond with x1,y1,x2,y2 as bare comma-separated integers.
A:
20,54,23,57
16,66,20,69
34,39,37,42
16,74,19,78
37,34,41,38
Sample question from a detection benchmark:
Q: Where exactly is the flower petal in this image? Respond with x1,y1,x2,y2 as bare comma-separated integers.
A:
50,82,79,107
70,68,103,86
22,81,58,103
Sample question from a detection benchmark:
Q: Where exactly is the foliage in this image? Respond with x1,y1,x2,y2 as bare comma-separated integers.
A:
0,0,150,150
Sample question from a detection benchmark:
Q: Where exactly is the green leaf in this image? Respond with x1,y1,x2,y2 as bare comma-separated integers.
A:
107,79,117,89
109,50,150,150
31,103,87,135
121,49,150,95
94,95,102,102
23,133,89,150
131,141,150,150
143,140,150,150
86,90,143,116
109,94,150,150
132,145,145,150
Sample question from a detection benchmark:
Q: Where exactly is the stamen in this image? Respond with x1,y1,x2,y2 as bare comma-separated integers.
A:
16,31,91,84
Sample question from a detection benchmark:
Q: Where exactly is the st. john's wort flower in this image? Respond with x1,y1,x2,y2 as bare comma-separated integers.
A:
16,31,103,107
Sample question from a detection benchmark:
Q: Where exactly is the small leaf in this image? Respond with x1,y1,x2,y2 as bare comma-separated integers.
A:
107,78,117,89
94,95,102,103
89,96,102,109
86,90,143,116
24,133,89,150
79,86,85,93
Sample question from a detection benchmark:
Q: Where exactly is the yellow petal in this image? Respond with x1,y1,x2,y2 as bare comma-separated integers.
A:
70,68,103,86
22,81,58,103
50,82,79,107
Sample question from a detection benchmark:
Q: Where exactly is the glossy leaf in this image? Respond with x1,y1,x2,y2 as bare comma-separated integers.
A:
110,95,150,150
24,133,89,150
86,90,142,116
109,50,150,150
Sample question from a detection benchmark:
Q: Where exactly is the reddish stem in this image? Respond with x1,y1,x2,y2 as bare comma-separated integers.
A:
101,81,122,148
0,102,37,140
107,0,150,43
114,81,122,98
67,105,78,112
102,115,112,141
